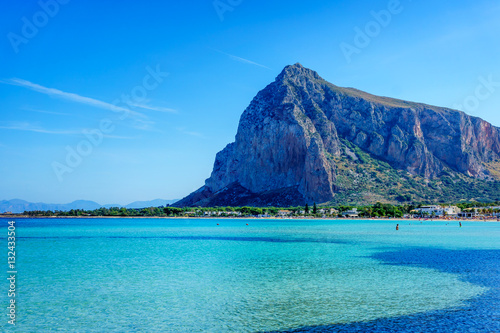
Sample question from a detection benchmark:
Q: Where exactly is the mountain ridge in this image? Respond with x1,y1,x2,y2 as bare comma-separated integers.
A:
0,199,179,214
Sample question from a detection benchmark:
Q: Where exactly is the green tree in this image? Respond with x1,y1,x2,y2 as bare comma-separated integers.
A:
312,203,317,215
239,206,263,216
119,207,128,216
305,204,309,215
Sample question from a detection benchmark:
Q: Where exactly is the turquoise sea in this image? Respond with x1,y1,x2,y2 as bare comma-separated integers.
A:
1,218,499,332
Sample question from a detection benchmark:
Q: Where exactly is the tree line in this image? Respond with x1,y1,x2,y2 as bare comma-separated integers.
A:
19,201,500,218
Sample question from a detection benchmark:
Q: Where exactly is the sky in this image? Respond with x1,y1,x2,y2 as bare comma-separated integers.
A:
1,0,499,205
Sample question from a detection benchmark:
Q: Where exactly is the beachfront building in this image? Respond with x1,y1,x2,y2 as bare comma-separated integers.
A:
483,206,500,217
457,207,500,218
278,210,291,217
343,208,359,218
443,206,462,217
226,211,242,217
458,208,479,218
413,205,443,216
413,205,461,217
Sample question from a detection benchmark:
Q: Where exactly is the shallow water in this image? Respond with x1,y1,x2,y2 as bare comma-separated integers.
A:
0,218,498,332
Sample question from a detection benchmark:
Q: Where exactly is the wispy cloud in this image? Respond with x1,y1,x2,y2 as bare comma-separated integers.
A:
131,103,179,113
0,121,137,139
184,131,204,137
211,48,272,70
21,107,71,116
2,78,147,119
178,127,205,138
102,134,138,140
0,122,80,135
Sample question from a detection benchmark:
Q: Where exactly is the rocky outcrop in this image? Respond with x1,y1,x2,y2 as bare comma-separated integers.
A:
175,63,500,207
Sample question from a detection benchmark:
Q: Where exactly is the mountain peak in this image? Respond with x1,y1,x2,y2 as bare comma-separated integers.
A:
277,63,321,82
289,62,304,69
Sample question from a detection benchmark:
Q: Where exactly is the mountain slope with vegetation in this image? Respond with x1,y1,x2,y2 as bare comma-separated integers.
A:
176,64,500,207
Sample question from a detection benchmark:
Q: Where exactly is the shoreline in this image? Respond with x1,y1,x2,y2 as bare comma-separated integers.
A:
1,215,499,222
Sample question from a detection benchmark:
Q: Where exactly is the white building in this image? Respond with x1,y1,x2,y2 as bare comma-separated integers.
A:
414,205,461,217
343,208,359,218
415,205,443,216
443,206,461,217
278,210,291,217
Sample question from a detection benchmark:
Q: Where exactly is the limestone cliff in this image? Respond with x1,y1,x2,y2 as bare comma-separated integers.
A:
175,64,500,207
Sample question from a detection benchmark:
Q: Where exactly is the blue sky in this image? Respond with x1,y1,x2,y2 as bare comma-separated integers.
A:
1,0,499,205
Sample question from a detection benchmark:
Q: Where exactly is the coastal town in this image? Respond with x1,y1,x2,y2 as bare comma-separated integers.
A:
4,202,500,221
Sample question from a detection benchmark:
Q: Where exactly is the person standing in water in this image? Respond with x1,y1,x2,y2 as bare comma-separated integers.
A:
459,221,462,227
396,224,399,231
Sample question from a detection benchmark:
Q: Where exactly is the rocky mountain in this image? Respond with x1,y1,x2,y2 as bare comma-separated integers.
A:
176,63,500,207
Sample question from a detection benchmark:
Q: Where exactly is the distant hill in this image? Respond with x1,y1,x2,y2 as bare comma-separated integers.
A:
0,199,179,213
125,199,178,209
